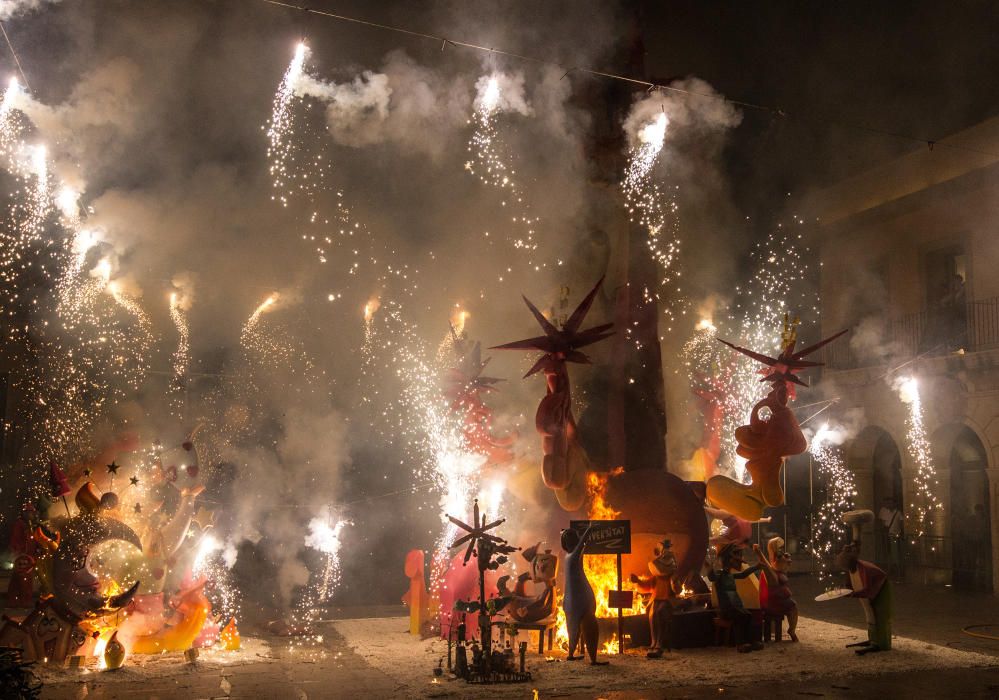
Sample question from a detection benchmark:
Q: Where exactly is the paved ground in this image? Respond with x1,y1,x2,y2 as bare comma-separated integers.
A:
21,579,999,699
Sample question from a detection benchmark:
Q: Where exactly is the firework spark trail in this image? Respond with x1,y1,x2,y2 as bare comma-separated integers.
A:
266,42,309,207
0,77,23,152
191,533,240,622
108,280,155,356
895,376,942,539
360,300,496,612
304,513,351,603
808,424,858,582
466,75,541,275
622,113,685,325
266,42,379,286
711,224,820,481
27,143,49,226
168,292,191,416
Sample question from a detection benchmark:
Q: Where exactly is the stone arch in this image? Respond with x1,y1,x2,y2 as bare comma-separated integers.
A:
847,425,904,511
846,425,904,562
934,422,992,592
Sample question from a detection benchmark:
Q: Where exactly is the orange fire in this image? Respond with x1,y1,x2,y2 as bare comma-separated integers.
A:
219,618,241,651
554,468,642,654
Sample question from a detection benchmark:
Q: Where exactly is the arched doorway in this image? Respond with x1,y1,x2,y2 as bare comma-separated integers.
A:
848,426,904,571
872,431,903,514
947,426,992,592
871,431,904,577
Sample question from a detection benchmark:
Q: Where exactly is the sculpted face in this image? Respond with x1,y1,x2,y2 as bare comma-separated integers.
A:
51,514,142,619
532,550,558,583
650,544,677,577
834,544,859,573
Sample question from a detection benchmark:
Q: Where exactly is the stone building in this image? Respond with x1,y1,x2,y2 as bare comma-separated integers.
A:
807,115,999,593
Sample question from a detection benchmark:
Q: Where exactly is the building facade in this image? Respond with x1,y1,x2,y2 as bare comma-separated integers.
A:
808,116,999,593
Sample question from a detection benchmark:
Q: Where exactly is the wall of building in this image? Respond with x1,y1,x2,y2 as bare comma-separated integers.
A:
809,119,999,593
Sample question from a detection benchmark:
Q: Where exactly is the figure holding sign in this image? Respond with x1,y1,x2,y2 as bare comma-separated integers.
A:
561,523,609,665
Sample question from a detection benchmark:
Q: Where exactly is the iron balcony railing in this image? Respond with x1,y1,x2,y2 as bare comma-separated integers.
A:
823,296,999,369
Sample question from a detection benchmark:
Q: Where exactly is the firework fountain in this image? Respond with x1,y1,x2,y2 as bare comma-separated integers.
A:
893,376,942,540
808,423,858,581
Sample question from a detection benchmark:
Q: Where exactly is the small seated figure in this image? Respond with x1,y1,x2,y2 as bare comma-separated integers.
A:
561,524,608,665
708,543,763,652
497,542,558,624
754,537,798,641
630,537,679,659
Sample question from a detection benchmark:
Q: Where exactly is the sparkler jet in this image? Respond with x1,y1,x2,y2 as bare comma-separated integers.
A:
718,322,848,393
491,277,613,511
445,336,514,466
708,316,848,520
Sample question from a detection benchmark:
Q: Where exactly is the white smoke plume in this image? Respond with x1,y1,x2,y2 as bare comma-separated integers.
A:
293,50,472,160
0,0,58,20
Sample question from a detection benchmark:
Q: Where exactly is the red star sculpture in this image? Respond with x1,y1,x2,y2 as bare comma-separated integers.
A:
490,276,613,376
718,316,848,390
445,340,503,398
490,277,613,511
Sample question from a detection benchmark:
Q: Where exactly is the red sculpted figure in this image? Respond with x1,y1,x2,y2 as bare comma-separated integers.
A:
444,335,514,466
492,278,613,511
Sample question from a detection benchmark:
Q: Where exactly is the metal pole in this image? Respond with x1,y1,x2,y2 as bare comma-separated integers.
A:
809,454,816,574
617,552,624,653
783,459,789,544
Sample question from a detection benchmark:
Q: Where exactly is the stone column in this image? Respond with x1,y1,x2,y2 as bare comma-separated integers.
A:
985,469,999,595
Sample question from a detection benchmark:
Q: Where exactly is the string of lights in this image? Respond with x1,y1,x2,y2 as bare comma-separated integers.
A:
255,0,999,160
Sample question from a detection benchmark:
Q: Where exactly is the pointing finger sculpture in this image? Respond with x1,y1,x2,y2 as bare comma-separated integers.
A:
491,277,613,511
707,316,847,520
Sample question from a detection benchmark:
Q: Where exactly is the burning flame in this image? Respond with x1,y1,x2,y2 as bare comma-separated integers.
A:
554,468,639,654
219,618,241,651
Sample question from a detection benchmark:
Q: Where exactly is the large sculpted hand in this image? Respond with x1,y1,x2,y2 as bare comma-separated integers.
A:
707,385,806,520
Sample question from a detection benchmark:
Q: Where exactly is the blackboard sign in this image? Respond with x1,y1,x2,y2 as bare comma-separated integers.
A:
607,589,634,610
569,519,631,555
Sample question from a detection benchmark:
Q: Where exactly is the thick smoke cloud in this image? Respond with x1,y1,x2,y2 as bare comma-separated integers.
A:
0,0,632,608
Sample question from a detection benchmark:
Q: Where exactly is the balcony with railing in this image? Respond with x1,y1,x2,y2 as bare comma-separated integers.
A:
823,296,999,370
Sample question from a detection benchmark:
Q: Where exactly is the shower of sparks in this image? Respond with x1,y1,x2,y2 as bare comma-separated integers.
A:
240,292,316,378
265,44,378,278
710,223,820,481
266,42,310,207
107,280,156,358
168,291,191,416
243,292,278,339
359,300,499,615
808,423,858,582
466,75,541,275
895,376,942,539
190,532,240,623
0,77,21,141
28,143,49,226
682,317,721,382
622,113,684,323
304,513,351,603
